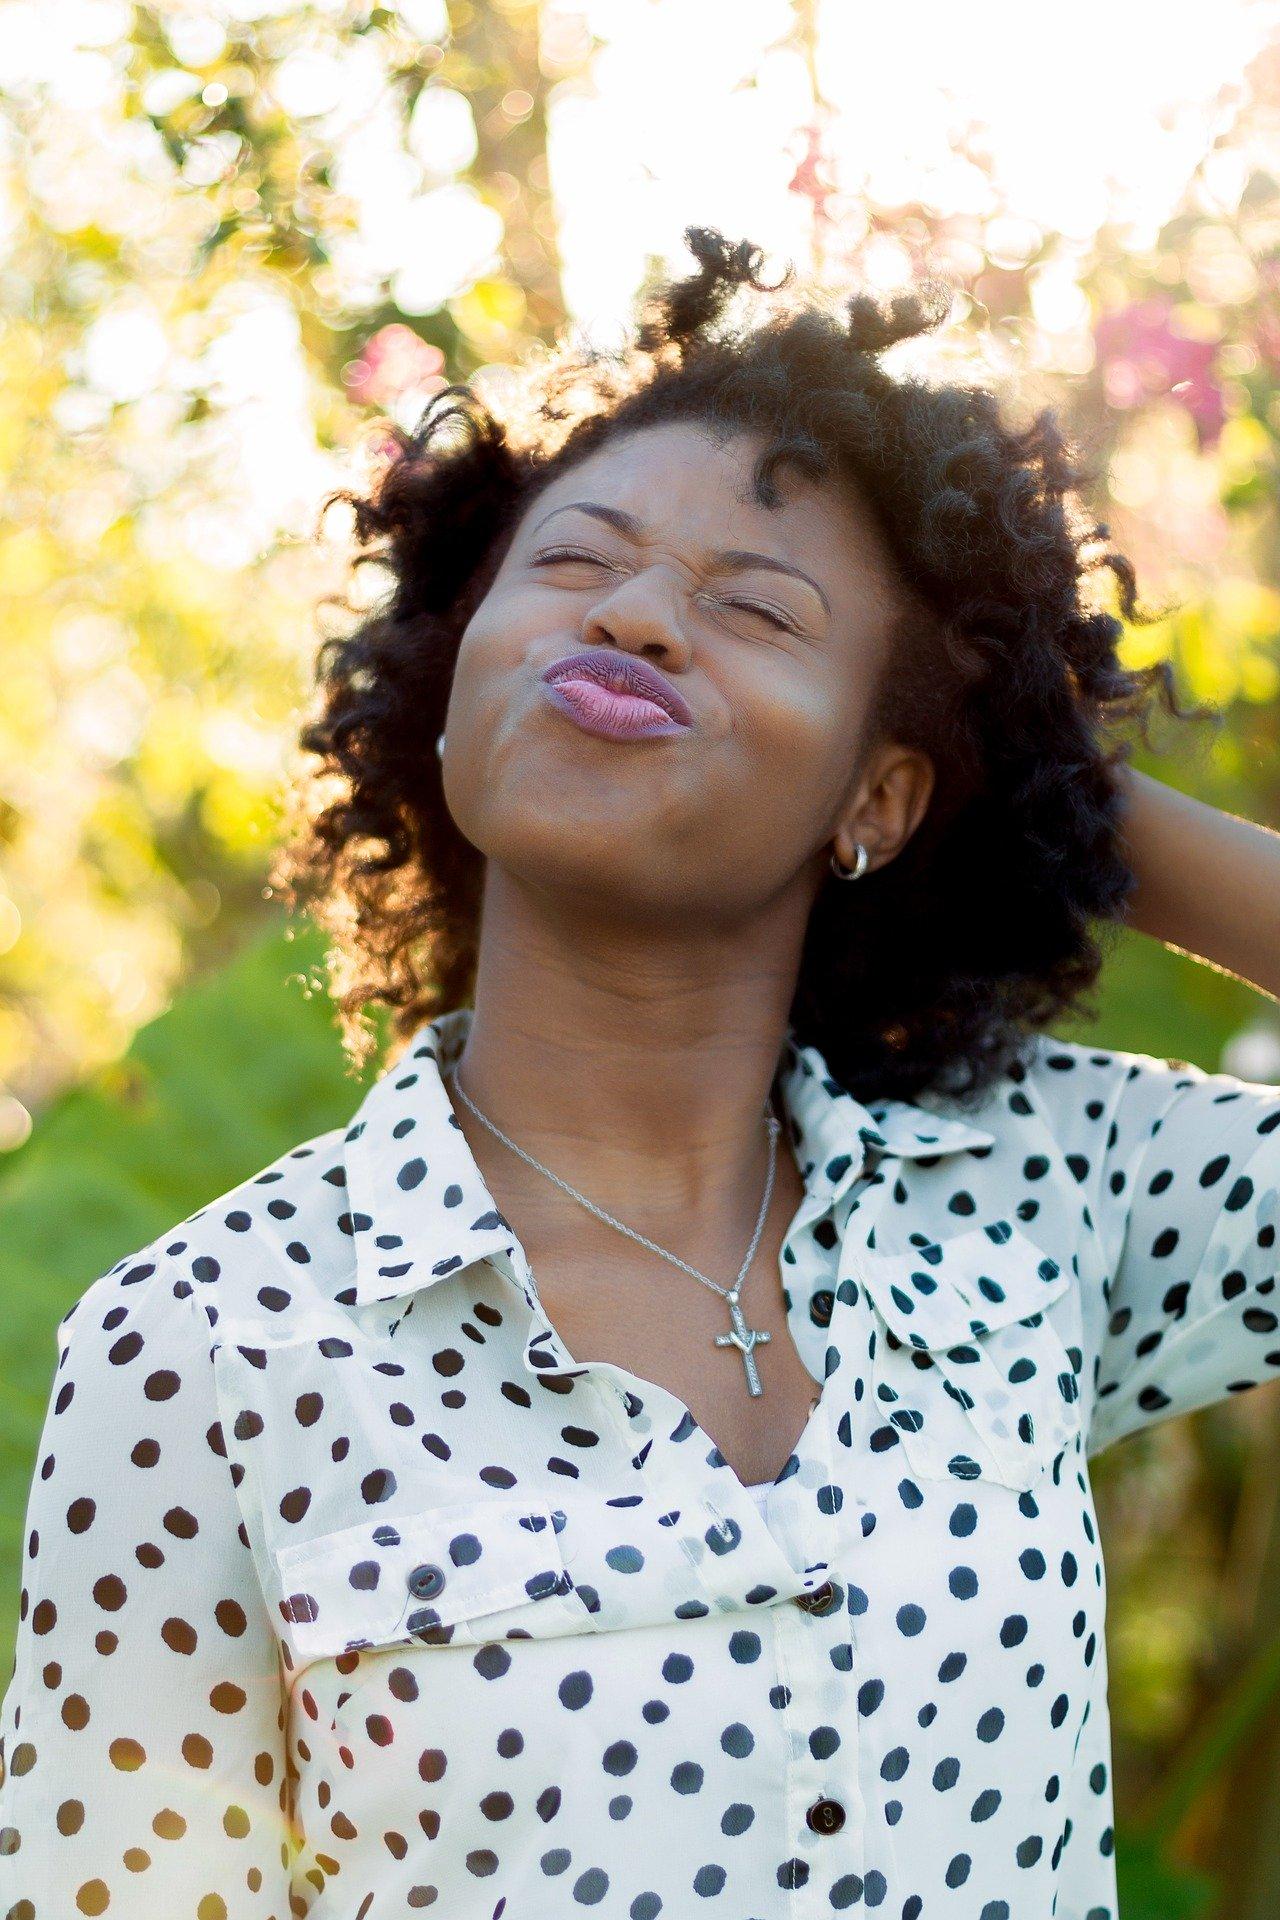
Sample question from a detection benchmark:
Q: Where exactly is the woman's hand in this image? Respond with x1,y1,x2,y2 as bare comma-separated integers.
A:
1111,761,1280,1003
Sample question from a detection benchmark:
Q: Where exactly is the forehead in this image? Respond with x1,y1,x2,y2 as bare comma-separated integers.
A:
522,419,904,619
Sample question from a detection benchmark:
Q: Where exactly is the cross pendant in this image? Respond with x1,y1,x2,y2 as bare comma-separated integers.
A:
714,1295,771,1397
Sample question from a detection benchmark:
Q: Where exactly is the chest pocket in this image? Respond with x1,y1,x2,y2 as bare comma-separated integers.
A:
274,1492,590,1667
273,1484,815,1673
854,1219,1082,1491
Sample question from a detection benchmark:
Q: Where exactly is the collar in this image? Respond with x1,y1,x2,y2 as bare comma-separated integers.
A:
343,1006,996,1308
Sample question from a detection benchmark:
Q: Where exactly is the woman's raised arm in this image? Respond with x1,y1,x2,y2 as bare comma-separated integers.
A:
1114,762,1280,1003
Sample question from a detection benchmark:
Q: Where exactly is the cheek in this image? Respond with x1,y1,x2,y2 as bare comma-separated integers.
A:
447,599,536,750
441,607,587,850
723,673,865,873
454,588,529,686
733,661,851,782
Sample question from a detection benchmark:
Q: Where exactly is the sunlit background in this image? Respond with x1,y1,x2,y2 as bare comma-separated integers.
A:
3,3,1280,1912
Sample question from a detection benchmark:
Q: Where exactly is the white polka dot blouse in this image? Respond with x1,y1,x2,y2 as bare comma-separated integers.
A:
2,1006,1278,1919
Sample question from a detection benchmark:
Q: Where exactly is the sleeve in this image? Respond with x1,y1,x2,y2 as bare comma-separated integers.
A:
0,1252,293,1918
1084,1048,1280,1461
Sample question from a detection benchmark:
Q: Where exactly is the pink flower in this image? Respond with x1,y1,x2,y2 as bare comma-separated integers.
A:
787,119,838,226
1092,295,1225,448
344,325,446,408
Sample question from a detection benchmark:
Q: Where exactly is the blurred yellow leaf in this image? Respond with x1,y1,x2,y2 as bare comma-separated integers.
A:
1217,412,1271,474
1239,651,1279,702
1212,573,1280,646
1177,607,1240,705
450,275,528,348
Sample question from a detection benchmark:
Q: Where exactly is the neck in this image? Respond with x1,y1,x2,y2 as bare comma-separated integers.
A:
447,861,814,1239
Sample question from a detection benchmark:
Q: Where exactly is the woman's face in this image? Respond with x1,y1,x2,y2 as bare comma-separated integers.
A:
443,418,931,924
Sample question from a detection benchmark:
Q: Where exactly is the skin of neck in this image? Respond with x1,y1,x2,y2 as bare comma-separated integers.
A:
448,857,820,1249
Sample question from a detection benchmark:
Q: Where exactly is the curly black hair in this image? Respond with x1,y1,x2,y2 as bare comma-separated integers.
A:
270,224,1215,1106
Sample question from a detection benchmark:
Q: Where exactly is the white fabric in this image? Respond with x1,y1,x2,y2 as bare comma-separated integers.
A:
3,1005,1278,1920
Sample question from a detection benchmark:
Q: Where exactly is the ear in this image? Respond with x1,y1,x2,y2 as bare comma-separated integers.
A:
831,744,935,874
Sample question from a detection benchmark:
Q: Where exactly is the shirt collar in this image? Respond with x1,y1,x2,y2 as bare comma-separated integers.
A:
343,1006,996,1308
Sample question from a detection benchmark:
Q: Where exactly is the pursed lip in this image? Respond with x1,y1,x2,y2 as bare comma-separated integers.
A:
539,646,694,727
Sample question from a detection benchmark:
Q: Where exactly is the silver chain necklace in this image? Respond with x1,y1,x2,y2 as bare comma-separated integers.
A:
448,1066,783,1397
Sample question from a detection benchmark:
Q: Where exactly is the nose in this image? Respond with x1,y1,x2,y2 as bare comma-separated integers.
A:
581,566,694,671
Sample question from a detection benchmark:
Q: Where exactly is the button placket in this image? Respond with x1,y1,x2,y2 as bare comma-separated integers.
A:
767,1391,867,1915
756,1135,899,1911
774,1586,867,1915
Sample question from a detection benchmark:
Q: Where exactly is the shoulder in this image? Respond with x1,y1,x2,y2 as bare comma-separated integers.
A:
936,1030,1202,1124
919,1031,1280,1227
63,1121,357,1356
48,1242,214,1427
917,1030,1218,1171
1004,1031,1274,1154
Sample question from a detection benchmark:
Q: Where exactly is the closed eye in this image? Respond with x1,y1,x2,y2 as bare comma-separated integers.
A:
531,544,622,572
718,596,800,633
530,545,803,635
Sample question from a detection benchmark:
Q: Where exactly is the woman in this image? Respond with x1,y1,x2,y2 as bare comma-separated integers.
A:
3,226,1279,1920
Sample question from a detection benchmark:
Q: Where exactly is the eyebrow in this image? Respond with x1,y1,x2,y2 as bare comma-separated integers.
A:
530,501,832,617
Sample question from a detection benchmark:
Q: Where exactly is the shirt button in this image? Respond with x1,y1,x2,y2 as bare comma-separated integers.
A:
806,1797,846,1835
406,1562,446,1600
809,1288,835,1328
793,1578,839,1615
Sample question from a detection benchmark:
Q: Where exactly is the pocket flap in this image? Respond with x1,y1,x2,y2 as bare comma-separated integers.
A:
274,1493,576,1663
855,1222,1080,1490
856,1220,1071,1352
551,1484,813,1628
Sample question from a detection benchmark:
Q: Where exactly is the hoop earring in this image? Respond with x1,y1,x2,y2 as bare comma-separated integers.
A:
830,842,868,881
435,732,446,762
